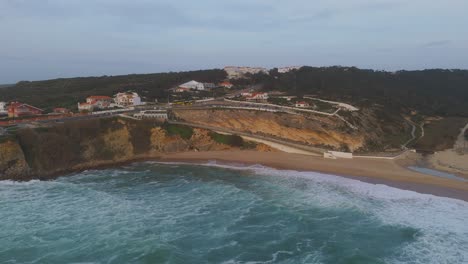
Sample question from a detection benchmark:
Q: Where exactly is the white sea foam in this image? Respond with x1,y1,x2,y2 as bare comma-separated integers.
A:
151,161,468,263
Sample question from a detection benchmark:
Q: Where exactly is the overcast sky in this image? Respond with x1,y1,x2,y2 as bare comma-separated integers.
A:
1,0,468,83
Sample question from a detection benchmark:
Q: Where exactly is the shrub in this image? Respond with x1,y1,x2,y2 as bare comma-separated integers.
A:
163,123,193,140
209,132,244,147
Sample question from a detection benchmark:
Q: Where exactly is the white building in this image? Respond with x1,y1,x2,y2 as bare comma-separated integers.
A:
77,102,94,112
246,92,269,101
0,102,6,114
295,101,310,108
224,66,268,79
278,66,302,73
134,110,168,120
323,151,353,159
179,81,205,91
114,92,142,107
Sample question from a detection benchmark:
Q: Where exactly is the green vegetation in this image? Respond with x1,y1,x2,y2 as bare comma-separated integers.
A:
163,123,194,140
414,117,468,151
209,132,243,147
209,132,255,149
0,69,226,111
14,117,155,171
256,67,468,117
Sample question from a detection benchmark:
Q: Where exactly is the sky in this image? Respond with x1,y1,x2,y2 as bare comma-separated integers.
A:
1,0,468,83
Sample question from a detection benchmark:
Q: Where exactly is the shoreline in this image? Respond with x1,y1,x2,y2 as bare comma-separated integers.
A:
5,150,467,202
158,151,468,202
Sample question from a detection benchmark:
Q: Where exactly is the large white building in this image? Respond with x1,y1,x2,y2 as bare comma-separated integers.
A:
224,66,268,79
278,66,302,73
179,81,205,91
114,92,142,106
0,102,7,115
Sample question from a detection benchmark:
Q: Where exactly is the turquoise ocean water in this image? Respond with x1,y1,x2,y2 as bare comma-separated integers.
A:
1,162,467,264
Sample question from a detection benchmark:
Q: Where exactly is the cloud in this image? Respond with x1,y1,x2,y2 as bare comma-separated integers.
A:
421,40,452,48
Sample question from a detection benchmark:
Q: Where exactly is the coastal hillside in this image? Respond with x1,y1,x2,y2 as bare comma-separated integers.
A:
0,118,268,181
173,108,411,152
0,70,226,110
258,67,468,117
2,67,468,117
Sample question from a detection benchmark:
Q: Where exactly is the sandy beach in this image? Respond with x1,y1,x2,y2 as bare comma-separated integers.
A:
160,150,468,201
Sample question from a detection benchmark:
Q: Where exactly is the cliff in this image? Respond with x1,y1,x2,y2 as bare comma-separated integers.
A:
0,118,267,181
173,108,410,152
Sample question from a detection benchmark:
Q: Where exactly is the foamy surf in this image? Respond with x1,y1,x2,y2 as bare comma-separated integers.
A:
1,162,466,263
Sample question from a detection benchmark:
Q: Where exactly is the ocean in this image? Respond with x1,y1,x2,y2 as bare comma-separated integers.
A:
0,162,467,264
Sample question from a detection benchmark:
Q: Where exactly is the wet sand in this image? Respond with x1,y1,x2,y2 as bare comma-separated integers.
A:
159,151,468,202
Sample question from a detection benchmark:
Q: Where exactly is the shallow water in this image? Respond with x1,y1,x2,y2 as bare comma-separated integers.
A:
1,162,467,263
408,166,468,182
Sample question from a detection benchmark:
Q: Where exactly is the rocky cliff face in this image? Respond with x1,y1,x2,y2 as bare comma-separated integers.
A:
0,118,267,181
174,109,363,150
0,140,30,180
173,108,410,152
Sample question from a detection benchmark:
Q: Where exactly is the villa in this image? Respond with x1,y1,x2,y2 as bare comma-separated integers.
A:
0,102,6,115
7,102,44,118
114,92,142,107
78,95,113,112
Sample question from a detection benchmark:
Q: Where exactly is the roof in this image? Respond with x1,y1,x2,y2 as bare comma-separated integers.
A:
250,92,267,97
8,102,44,112
180,80,201,87
296,101,308,104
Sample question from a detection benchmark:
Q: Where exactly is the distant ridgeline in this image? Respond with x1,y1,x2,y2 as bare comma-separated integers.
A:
234,67,468,117
1,67,468,116
0,84,14,89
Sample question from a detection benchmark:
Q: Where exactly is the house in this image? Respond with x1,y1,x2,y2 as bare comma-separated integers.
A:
114,92,142,107
53,108,70,114
86,96,113,105
175,87,191,93
77,102,94,112
0,102,6,115
78,96,113,112
7,102,44,118
219,81,233,88
241,92,252,97
295,101,310,108
246,92,269,101
179,80,205,91
203,83,217,90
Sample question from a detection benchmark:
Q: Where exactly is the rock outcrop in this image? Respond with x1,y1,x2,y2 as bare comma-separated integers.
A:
0,118,267,181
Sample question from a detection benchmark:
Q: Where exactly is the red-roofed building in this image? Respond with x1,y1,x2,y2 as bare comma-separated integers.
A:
8,102,44,118
295,101,310,108
86,96,113,104
246,92,269,101
219,81,234,88
78,96,113,112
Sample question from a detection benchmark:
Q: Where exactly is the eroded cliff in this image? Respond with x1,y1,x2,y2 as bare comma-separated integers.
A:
0,118,267,181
